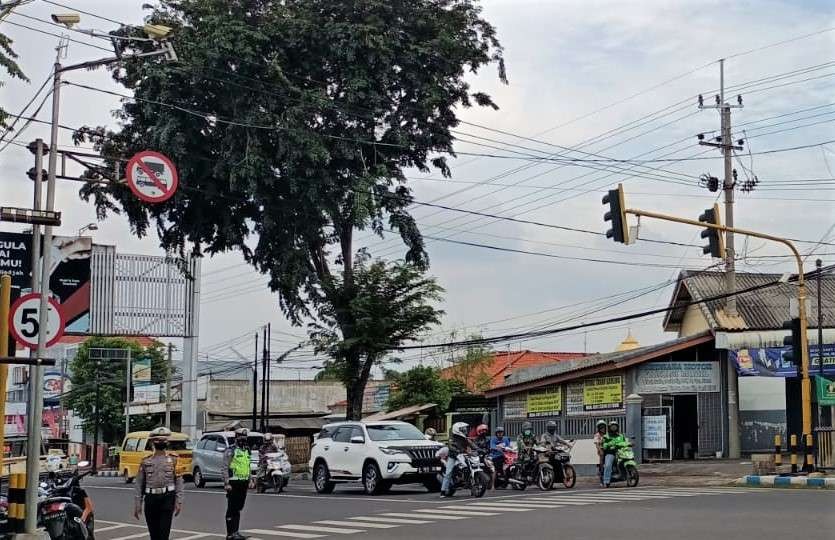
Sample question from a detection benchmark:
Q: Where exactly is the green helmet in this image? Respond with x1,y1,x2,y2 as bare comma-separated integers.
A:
521,421,533,436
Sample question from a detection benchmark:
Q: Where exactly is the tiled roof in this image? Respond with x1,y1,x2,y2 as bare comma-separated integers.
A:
441,350,587,392
664,270,835,331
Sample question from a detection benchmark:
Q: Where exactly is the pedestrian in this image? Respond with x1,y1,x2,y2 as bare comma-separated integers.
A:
593,420,607,485
134,427,183,540
224,428,252,540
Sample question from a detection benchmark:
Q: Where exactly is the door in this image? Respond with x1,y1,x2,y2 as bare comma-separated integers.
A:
211,436,230,480
672,395,698,459
343,426,367,477
329,427,353,476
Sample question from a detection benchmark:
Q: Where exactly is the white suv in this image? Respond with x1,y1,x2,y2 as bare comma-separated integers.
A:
309,421,443,495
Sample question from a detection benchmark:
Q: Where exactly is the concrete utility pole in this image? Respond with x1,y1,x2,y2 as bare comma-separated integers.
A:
165,343,173,429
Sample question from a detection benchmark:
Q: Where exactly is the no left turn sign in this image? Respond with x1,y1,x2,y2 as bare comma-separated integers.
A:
9,293,65,349
126,150,179,203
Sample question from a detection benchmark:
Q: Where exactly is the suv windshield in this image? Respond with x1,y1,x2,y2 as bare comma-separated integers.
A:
367,423,425,441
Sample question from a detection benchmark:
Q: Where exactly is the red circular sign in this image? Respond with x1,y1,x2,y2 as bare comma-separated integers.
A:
8,293,65,349
126,150,179,203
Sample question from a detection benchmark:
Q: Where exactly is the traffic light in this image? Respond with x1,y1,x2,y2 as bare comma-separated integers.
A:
602,184,629,244
698,203,726,258
783,317,803,373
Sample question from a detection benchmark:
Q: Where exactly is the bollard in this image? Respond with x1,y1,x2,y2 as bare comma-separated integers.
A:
790,434,798,474
774,434,782,467
805,433,815,472
8,472,26,533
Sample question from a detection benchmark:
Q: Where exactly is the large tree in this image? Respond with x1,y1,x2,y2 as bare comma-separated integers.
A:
76,0,506,419
386,365,457,413
0,2,29,128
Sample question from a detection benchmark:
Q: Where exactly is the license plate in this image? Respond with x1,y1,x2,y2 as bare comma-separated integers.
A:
419,466,440,473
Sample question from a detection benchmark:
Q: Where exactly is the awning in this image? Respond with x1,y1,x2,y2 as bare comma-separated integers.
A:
267,417,329,431
716,329,835,350
363,403,437,422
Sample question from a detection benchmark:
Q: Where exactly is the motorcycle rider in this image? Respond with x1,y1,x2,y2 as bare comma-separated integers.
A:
489,426,511,487
593,420,607,485
602,421,628,487
68,469,95,540
224,428,252,540
539,420,571,449
258,433,279,483
516,421,538,469
441,422,477,498
472,424,494,489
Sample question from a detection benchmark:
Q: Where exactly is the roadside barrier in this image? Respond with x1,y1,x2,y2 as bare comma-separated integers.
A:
7,473,25,532
774,435,782,467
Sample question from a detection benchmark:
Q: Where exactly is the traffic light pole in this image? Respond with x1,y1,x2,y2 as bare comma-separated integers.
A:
624,207,814,449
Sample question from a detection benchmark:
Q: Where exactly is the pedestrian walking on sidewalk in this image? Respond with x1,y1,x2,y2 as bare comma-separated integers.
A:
134,427,183,540
224,427,252,540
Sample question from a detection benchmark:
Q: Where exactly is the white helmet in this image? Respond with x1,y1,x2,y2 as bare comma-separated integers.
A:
264,433,273,442
451,422,469,438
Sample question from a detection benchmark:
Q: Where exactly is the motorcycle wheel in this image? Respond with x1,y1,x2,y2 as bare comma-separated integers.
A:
562,464,576,489
537,464,555,491
626,465,639,487
256,482,265,494
471,471,489,498
273,475,281,494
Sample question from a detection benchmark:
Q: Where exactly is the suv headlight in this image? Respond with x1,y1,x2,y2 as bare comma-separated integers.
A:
379,447,408,456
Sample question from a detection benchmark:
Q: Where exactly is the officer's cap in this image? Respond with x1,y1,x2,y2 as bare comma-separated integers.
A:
149,427,172,440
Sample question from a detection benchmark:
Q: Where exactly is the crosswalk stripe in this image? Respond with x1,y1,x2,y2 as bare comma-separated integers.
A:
348,516,432,524
380,512,467,520
278,525,363,535
499,502,566,508
541,497,624,503
109,533,150,540
414,508,500,517
96,524,130,533
243,529,324,539
176,534,212,540
522,498,593,506
461,503,532,512
316,520,398,529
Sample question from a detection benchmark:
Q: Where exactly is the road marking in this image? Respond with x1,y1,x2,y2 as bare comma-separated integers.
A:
315,520,398,529
348,516,432,524
176,534,213,540
243,529,324,539
279,525,363,535
458,503,532,511
96,524,130,533
380,512,467,520
495,501,566,508
522,498,593,505
414,508,500,517
109,533,150,540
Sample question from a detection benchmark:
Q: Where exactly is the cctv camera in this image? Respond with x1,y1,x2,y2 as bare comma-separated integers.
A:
143,23,173,40
50,13,80,27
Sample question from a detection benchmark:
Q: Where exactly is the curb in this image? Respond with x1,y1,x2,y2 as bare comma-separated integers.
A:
737,475,835,488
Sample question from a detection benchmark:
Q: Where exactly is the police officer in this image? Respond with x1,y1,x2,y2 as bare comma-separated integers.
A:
224,428,252,540
134,427,183,540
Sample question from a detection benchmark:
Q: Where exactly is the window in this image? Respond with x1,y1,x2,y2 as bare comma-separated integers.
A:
138,439,149,451
124,438,139,452
317,426,336,440
168,440,190,451
350,426,365,442
332,426,354,443
196,438,208,450
366,423,425,441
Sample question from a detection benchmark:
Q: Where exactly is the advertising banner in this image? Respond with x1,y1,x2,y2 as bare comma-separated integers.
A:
730,345,835,377
133,384,161,404
635,362,721,394
132,357,152,385
583,376,623,411
527,386,561,417
642,415,667,449
43,371,70,403
817,377,835,406
0,232,92,333
565,383,585,416
503,395,527,418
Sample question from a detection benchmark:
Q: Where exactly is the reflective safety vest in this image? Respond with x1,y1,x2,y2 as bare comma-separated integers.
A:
230,448,251,480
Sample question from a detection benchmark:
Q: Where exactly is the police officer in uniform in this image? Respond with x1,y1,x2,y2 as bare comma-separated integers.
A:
134,427,183,540
224,428,252,540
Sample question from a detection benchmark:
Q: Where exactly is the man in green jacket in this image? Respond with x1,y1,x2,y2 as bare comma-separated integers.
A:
224,428,252,540
602,421,627,487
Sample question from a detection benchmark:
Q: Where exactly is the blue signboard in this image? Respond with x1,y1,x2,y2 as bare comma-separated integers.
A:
730,344,835,377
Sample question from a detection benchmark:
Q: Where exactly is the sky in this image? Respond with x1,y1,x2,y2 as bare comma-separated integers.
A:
1,0,834,378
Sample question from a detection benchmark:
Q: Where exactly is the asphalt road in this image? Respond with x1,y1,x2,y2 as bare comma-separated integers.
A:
82,477,835,540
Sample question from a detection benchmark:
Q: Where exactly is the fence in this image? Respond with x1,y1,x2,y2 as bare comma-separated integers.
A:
284,436,312,467
816,427,834,469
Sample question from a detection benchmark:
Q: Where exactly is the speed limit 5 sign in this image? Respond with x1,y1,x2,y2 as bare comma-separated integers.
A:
8,293,65,349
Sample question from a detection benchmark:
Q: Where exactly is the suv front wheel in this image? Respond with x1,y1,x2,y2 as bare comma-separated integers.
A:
362,461,391,495
313,461,335,494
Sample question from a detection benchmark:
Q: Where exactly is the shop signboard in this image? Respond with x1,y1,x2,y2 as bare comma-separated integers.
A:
527,386,561,417
133,384,161,404
635,362,720,394
503,395,527,418
132,357,152,385
642,415,667,449
565,383,584,415
730,345,835,377
817,377,835,406
583,376,623,411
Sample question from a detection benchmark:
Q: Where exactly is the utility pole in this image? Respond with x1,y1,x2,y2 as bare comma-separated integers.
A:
165,343,173,429
265,323,271,432
260,326,267,432
697,59,744,459
92,360,100,474
252,333,258,430
816,259,825,429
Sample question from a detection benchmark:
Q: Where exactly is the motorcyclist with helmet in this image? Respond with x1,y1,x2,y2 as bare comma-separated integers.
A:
258,433,279,480
602,420,628,487
440,422,477,498
516,421,539,472
223,427,252,540
539,420,571,449
473,424,494,489
489,426,511,488
593,420,607,485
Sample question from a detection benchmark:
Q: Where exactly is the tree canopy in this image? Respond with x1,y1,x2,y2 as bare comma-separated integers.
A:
76,0,505,419
0,4,29,128
386,365,457,413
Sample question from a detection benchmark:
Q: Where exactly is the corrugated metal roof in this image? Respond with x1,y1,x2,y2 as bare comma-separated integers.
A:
666,270,835,331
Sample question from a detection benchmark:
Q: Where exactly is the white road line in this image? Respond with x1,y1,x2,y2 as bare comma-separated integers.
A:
522,498,593,506
243,529,324,539
460,503,532,512
348,516,433,525
278,525,363,535
109,532,150,540
316,520,399,529
498,502,566,508
414,508,500,517
176,534,212,540
96,524,130,533
380,512,467,520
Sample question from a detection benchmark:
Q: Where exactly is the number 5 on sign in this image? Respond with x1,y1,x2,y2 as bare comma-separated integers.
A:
9,293,65,349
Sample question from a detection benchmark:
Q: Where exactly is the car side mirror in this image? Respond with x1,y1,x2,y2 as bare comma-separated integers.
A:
350,436,365,444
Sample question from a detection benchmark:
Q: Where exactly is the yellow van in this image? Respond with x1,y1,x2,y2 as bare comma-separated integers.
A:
119,431,193,483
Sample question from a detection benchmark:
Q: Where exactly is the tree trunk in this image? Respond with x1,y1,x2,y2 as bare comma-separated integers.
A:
346,381,364,421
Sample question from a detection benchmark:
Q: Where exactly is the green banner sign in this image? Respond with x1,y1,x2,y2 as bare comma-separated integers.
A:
817,376,835,406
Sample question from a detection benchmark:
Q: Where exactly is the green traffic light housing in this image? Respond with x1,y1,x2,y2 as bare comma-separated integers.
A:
698,203,726,259
602,184,629,244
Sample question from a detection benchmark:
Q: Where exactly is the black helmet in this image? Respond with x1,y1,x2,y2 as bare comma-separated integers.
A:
546,420,557,433
596,420,607,430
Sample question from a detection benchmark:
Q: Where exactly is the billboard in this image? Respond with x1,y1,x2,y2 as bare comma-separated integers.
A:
0,232,92,333
635,362,721,394
527,386,561,417
132,357,152,385
730,345,835,377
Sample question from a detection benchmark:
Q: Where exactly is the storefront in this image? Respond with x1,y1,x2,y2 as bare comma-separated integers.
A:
486,332,728,461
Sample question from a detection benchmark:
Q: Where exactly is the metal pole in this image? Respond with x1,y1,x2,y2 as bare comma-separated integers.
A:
165,343,173,429
265,323,271,431
92,363,100,474
260,326,267,432
25,61,61,534
252,333,258,430
817,259,824,378
0,275,11,471
125,350,131,436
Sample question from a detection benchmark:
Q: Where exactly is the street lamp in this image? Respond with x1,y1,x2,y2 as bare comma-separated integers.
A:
78,223,98,236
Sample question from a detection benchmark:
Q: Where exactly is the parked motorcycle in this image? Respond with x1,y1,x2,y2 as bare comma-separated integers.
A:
256,451,292,493
507,445,554,491
437,451,490,498
38,461,93,540
547,442,576,489
605,442,639,487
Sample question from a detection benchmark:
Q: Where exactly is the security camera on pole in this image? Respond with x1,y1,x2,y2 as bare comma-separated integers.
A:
18,13,178,536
